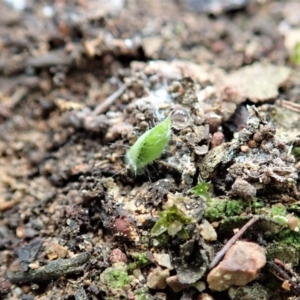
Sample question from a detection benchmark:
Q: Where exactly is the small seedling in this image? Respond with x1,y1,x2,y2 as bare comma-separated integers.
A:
151,205,192,239
125,116,171,175
190,178,211,201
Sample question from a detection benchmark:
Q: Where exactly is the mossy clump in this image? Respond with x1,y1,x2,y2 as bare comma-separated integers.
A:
99,262,130,298
104,268,130,289
251,199,265,212
205,198,247,221
151,205,192,239
278,228,300,252
127,253,150,271
266,243,299,266
269,203,288,226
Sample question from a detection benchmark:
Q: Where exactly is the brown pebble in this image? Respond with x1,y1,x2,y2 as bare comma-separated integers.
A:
253,131,263,143
206,113,222,133
240,145,249,153
247,140,257,148
114,216,132,236
288,215,299,231
207,241,266,291
166,275,189,292
197,293,215,300
22,285,31,293
109,248,128,263
211,132,225,148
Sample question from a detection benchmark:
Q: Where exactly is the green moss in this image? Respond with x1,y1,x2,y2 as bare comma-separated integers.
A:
104,268,130,289
269,204,288,226
270,203,286,217
225,200,246,216
205,199,226,220
278,228,300,251
266,243,299,266
251,199,265,210
127,253,150,271
205,198,247,221
151,205,192,238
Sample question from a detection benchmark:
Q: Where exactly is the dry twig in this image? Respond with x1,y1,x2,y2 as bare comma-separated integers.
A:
276,99,300,114
91,83,127,116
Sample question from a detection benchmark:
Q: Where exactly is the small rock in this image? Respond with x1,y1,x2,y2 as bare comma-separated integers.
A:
211,132,224,149
142,36,163,58
166,275,189,292
197,293,215,300
199,219,217,241
231,178,256,200
153,253,173,269
193,281,206,292
147,267,170,289
207,241,266,291
46,241,68,260
109,248,127,263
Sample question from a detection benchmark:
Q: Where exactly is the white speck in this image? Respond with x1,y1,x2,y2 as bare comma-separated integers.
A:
124,39,133,48
42,6,55,18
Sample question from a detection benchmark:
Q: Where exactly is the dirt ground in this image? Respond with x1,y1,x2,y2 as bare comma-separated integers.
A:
1,0,300,299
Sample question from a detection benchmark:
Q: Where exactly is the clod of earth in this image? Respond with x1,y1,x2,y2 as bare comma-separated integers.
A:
207,241,266,291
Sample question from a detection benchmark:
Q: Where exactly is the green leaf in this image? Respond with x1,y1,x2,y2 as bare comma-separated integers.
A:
125,116,171,174
151,217,168,236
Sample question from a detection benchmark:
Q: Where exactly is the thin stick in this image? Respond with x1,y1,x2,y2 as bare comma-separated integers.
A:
276,99,300,113
91,83,127,116
209,215,260,270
